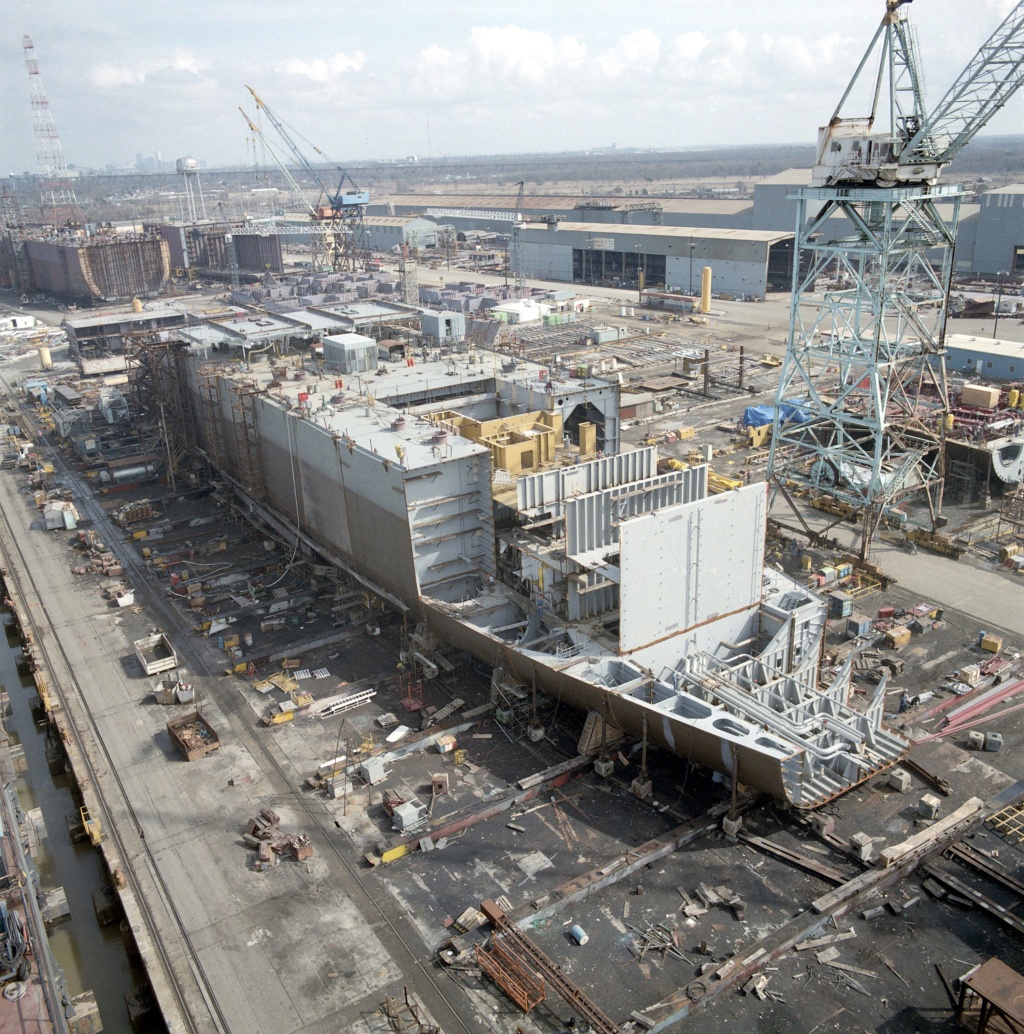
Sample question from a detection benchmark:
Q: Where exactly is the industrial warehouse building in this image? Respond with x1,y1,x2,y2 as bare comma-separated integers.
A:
520,222,793,299
374,170,1024,286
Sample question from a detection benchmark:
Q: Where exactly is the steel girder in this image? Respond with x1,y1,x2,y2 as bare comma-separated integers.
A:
767,184,961,555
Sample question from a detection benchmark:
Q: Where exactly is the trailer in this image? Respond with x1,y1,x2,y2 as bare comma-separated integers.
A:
166,712,220,762
134,632,177,676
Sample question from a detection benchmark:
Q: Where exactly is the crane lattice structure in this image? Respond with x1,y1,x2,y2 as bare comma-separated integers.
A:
244,87,369,274
510,181,526,289
22,34,81,227
239,105,332,272
767,0,1024,559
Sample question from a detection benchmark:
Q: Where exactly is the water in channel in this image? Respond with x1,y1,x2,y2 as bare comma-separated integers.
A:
0,605,152,1034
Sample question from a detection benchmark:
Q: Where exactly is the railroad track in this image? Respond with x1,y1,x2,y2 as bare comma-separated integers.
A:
0,380,479,1034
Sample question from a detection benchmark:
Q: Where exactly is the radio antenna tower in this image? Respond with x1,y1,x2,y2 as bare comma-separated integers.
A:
22,34,82,226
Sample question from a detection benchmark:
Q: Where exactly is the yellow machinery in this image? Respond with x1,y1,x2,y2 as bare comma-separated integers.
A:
761,353,782,367
708,471,744,494
261,708,295,726
746,424,771,449
80,806,103,846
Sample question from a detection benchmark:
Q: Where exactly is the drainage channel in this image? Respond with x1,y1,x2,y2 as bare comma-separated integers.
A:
1,601,160,1034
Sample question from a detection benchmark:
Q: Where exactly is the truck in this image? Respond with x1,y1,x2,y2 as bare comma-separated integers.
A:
166,711,220,762
134,632,177,676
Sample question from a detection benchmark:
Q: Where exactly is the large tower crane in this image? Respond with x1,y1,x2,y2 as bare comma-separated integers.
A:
767,1,1024,559
22,34,82,227
244,86,370,273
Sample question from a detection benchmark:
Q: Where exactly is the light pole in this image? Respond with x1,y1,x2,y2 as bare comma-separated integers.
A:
993,270,1008,339
689,239,696,296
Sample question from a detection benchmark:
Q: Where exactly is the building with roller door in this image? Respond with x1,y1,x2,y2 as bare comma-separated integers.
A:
520,222,794,299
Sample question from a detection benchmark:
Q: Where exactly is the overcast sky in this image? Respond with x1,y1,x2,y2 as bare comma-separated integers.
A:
1,0,1021,174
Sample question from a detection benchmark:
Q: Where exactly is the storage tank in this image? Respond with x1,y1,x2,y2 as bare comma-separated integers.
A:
132,297,143,313
701,266,713,314
37,345,53,371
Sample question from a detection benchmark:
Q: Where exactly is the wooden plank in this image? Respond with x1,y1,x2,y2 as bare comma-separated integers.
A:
795,929,857,951
876,798,984,868
738,831,847,884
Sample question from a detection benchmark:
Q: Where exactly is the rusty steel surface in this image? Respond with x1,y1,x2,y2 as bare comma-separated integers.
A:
962,957,1024,1025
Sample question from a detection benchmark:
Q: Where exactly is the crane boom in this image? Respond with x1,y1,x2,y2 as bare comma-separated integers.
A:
245,86,369,212
899,3,1024,169
245,86,327,201
238,107,316,218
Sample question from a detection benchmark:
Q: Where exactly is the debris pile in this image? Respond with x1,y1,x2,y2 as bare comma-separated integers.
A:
242,808,314,870
111,499,159,528
70,529,123,577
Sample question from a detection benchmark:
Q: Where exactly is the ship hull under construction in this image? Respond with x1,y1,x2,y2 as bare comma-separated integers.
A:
17,237,171,302
171,343,909,809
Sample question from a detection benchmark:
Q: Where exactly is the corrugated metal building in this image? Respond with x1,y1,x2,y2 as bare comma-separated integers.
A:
971,185,1024,275
363,215,441,251
946,333,1024,380
521,222,793,299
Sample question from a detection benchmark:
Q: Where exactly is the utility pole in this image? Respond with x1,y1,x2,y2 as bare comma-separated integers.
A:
993,271,1008,338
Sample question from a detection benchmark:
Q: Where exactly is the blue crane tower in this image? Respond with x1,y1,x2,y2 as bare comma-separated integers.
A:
244,86,370,274
766,0,1024,560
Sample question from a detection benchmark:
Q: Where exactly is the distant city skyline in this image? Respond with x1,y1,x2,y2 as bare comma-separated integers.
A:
2,0,1022,176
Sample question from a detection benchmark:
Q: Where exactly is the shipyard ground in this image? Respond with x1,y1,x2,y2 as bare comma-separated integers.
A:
1,329,1024,1033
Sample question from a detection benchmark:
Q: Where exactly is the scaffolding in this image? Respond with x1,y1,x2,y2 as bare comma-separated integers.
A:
228,382,267,500
2,188,31,294
379,987,440,1034
196,363,227,472
126,335,205,492
947,454,983,506
997,482,1024,544
490,663,532,738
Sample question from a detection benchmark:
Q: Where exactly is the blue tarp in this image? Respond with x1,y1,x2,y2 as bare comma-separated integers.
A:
778,399,813,424
743,400,815,428
742,405,774,427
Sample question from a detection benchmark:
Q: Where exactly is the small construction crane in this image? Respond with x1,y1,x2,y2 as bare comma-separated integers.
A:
245,86,370,273
767,1,1024,559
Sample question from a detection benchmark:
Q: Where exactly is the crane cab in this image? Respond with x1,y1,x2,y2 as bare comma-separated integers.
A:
811,121,945,187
